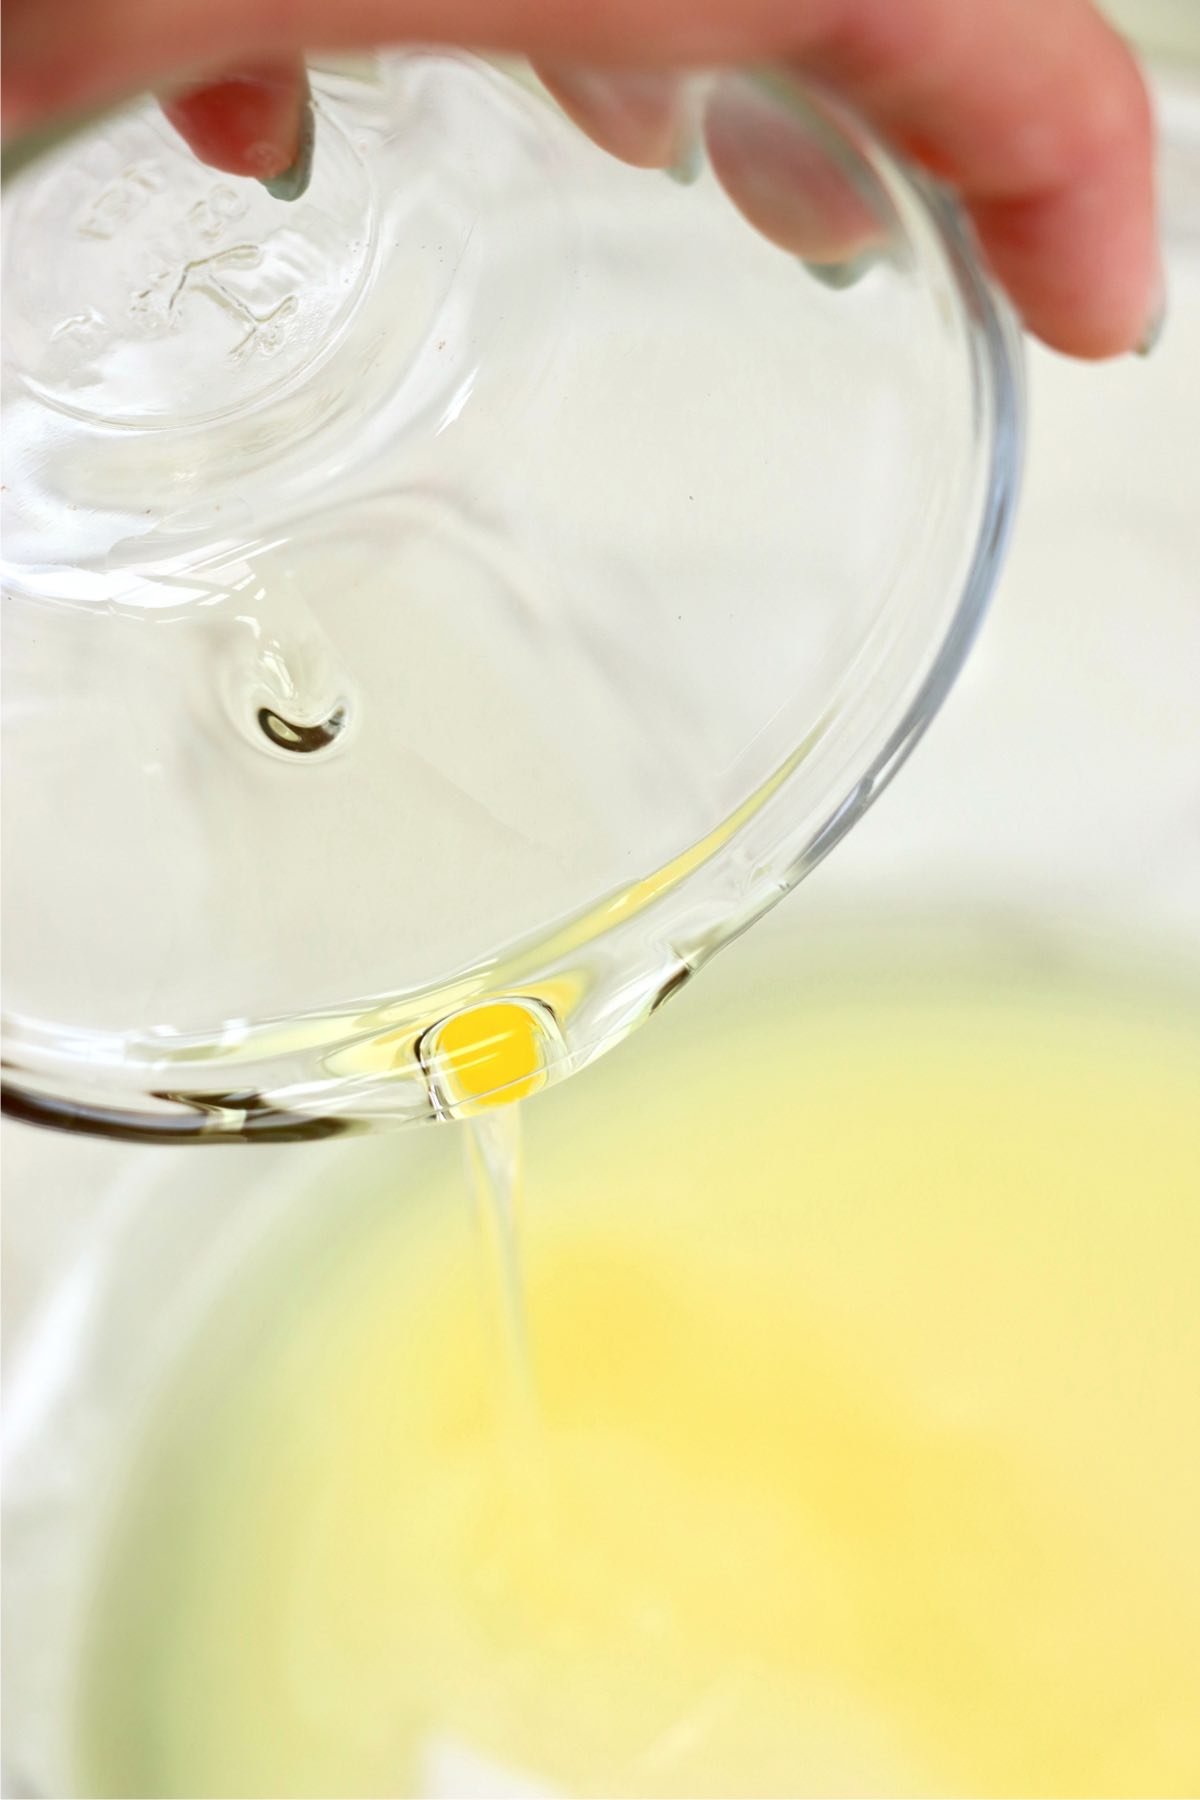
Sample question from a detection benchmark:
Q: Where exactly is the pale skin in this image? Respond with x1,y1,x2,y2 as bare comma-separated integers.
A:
3,0,1159,359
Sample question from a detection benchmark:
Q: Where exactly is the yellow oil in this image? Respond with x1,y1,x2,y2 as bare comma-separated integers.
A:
422,1000,552,1113
79,972,1200,1797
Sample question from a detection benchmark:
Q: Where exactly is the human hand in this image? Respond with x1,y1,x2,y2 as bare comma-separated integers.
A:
4,0,1160,358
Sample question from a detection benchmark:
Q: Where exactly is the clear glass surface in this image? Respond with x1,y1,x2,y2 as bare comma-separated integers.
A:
1,53,1020,1139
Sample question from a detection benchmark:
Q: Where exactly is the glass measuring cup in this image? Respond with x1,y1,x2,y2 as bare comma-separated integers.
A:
1,55,1022,1140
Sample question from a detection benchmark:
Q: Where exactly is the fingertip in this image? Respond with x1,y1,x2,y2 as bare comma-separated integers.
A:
966,36,1159,361
971,162,1159,360
160,61,310,184
704,74,884,266
532,64,693,169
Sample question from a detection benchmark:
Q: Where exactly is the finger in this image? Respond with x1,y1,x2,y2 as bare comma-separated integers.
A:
969,159,1160,359
530,66,694,172
776,0,1160,357
703,74,884,269
531,64,885,279
526,66,881,280
2,0,1158,357
160,62,312,193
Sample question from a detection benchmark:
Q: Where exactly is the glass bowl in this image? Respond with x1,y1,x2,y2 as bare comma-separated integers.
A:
1,53,1021,1140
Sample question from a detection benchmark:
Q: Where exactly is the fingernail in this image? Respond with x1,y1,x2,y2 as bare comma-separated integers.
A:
260,92,314,201
664,122,705,186
1135,288,1165,357
803,250,879,291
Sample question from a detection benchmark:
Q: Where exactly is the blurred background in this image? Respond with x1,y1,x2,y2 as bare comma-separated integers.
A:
3,7,1199,1798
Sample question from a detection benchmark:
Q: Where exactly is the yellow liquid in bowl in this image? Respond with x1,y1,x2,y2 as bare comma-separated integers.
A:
79,972,1200,1797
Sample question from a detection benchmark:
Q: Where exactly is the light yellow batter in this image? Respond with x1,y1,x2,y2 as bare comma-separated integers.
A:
79,973,1200,1797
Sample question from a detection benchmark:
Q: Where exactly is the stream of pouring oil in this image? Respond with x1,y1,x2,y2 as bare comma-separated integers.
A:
463,1106,541,1463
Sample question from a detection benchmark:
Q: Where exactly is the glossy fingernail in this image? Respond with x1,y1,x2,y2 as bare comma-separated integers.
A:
803,249,880,291
664,122,705,186
260,92,314,202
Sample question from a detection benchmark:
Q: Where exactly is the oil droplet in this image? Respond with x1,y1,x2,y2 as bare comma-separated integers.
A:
420,998,554,1117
